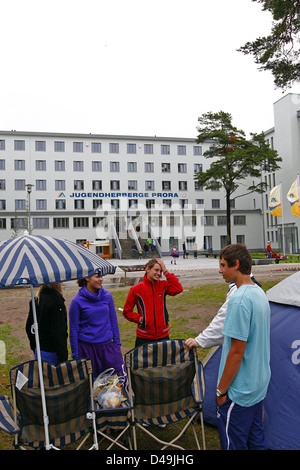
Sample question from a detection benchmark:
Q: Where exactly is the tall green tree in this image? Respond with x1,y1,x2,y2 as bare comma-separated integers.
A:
195,111,282,245
238,0,300,89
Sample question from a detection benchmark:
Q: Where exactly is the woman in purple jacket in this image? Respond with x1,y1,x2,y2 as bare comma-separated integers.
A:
69,273,125,378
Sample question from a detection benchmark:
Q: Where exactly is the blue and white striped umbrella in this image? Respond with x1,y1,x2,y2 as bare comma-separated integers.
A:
0,233,116,288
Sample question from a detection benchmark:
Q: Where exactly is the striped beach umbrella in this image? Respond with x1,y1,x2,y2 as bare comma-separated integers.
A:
0,232,115,288
0,232,116,449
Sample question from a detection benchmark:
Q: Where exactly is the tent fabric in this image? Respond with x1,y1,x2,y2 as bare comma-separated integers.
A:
263,301,300,450
0,233,115,288
266,270,300,307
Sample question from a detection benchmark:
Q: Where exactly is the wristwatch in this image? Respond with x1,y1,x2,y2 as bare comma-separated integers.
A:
216,388,228,397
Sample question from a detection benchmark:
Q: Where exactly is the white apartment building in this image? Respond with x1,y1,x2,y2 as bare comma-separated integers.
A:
0,124,271,257
263,93,300,254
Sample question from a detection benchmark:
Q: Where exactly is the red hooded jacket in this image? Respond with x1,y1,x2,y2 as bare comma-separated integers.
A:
122,271,183,339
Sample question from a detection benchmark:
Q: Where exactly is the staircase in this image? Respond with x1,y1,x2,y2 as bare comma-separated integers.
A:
116,235,160,259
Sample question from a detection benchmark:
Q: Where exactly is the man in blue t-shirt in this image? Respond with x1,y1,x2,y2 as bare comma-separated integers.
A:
216,244,271,450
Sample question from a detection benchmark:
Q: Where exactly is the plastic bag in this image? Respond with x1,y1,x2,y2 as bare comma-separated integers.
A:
92,368,115,399
97,378,123,409
93,369,126,408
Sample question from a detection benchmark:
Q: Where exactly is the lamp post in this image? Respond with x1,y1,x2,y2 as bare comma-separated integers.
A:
25,183,34,234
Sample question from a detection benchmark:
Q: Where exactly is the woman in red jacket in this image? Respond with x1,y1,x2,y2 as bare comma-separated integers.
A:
122,258,183,346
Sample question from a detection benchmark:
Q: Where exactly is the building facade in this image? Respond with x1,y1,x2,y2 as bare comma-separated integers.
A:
0,127,267,257
263,93,300,254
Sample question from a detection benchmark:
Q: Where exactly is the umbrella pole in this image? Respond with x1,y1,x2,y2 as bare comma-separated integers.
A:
30,284,51,449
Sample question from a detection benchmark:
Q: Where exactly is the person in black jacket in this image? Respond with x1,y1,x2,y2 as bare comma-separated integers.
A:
26,283,68,364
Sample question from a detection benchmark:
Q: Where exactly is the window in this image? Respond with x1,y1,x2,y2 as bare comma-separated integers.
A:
178,181,187,190
162,181,171,190
127,162,137,172
161,163,170,173
144,144,153,154
178,163,187,173
179,199,188,208
0,140,5,150
217,216,227,225
161,145,170,154
74,180,84,190
33,218,49,229
111,200,120,209
73,142,83,152
145,180,154,190
93,200,103,209
56,199,66,210
91,142,101,153
194,163,202,173
15,200,25,210
109,143,119,153
0,160,5,170
146,199,155,209
73,161,84,171
36,199,47,210
110,162,120,172
74,200,85,210
55,180,66,191
92,180,102,190
234,215,246,225
127,143,136,154
193,146,202,156
212,199,220,209
195,199,204,208
14,160,25,170
11,218,26,230
53,217,69,228
204,216,214,226
163,199,172,208
0,179,5,190
128,199,138,208
15,179,25,190
55,160,65,171
110,180,120,190
0,200,6,210
35,180,47,190
54,141,65,152
92,161,102,172
0,218,6,229
145,162,154,172
177,145,186,155
35,160,46,171
128,180,138,190
236,235,245,244
194,182,203,191
35,141,46,151
14,140,25,151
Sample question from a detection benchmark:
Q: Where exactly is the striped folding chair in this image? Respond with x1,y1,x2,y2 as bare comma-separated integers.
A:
7,358,98,450
124,339,206,450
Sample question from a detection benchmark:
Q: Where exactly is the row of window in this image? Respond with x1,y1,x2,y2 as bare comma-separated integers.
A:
0,178,213,192
0,139,203,156
0,214,246,230
0,160,203,173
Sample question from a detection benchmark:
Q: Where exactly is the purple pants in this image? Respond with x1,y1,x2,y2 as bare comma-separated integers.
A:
78,340,126,380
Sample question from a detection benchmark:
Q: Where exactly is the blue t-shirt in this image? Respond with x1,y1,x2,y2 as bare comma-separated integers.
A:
218,284,271,407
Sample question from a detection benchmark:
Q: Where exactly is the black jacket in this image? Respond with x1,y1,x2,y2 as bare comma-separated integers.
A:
26,287,68,363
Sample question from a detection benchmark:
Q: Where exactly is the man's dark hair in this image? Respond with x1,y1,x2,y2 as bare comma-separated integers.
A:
219,244,252,275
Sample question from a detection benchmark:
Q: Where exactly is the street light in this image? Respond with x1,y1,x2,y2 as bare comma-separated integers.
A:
25,183,34,234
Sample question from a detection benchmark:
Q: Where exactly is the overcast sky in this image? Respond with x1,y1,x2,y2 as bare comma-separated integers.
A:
1,0,299,139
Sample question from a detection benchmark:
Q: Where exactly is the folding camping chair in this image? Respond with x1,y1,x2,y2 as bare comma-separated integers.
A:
124,339,206,450
0,358,98,450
